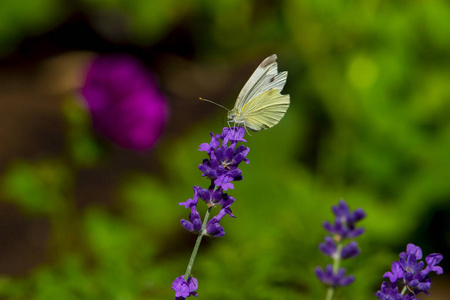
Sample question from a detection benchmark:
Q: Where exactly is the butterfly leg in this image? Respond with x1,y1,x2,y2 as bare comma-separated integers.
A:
243,123,252,136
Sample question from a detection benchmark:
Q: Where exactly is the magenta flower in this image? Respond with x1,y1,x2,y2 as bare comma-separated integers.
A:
81,54,169,150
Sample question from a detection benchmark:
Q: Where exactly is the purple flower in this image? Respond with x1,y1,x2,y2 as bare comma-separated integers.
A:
204,216,225,237
198,127,249,191
315,200,365,291
198,133,220,154
340,241,360,259
180,205,202,234
319,236,337,257
402,244,422,260
383,262,405,283
375,282,415,300
179,190,202,233
424,253,443,275
193,185,225,205
319,237,359,259
377,244,443,298
205,205,236,237
178,195,198,210
180,127,248,237
221,127,247,145
175,127,249,296
314,265,355,287
323,199,366,239
171,276,198,299
81,54,169,150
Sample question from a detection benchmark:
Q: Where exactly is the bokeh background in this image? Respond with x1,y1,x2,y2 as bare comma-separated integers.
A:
0,0,449,299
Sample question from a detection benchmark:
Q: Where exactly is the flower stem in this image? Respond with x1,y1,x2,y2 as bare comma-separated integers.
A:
333,242,343,272
325,241,343,300
184,207,212,281
401,286,408,295
325,287,335,300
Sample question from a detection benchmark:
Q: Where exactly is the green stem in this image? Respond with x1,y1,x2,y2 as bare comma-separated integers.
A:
325,241,343,300
325,287,335,300
183,206,212,281
401,285,408,295
333,243,343,273
325,286,334,300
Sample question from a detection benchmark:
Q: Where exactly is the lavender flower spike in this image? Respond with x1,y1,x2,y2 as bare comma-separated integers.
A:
174,127,250,299
315,199,365,297
376,243,443,299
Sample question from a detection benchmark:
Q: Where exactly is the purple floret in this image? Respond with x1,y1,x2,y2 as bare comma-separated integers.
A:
172,276,198,299
315,265,355,287
180,127,249,237
323,199,366,239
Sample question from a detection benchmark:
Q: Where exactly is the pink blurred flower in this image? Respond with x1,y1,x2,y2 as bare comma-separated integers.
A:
81,54,169,150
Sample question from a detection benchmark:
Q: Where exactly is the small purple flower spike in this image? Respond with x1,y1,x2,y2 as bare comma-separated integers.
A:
180,127,249,237
315,200,365,292
175,127,250,297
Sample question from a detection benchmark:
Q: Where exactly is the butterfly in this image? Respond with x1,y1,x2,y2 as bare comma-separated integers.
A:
201,54,290,132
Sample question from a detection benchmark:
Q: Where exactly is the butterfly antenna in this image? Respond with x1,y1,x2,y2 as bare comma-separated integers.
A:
199,97,230,112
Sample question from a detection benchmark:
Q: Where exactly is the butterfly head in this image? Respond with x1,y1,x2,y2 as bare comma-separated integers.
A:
228,108,245,124
227,109,237,121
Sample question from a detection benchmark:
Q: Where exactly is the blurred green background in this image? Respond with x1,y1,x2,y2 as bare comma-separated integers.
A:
0,0,449,299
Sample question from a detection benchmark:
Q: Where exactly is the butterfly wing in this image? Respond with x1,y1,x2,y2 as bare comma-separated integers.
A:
234,54,285,111
240,88,290,131
243,71,287,107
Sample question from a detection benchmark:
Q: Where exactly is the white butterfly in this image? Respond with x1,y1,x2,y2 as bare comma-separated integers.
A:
201,54,290,132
